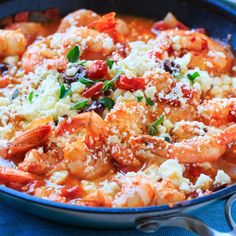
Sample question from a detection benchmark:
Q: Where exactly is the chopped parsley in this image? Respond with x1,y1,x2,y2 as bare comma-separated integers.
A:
148,114,165,136
136,95,143,102
99,97,115,110
78,77,95,87
70,99,89,110
103,70,121,92
67,45,80,63
11,89,19,100
187,71,200,82
28,91,34,103
59,84,72,99
105,58,114,69
146,97,154,106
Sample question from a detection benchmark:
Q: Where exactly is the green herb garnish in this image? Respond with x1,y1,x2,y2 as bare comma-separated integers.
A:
28,91,34,103
106,58,114,69
136,96,143,102
59,84,72,99
67,45,80,63
77,60,87,66
146,97,154,106
99,97,115,110
103,70,121,92
11,89,19,100
78,77,95,87
70,99,89,110
148,114,165,136
187,71,200,82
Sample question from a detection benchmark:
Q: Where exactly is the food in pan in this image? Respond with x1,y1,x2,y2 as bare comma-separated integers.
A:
0,9,235,207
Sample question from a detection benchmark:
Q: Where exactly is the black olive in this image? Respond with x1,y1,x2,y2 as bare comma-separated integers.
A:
164,136,171,142
64,65,86,84
84,101,105,116
0,63,9,74
163,60,181,75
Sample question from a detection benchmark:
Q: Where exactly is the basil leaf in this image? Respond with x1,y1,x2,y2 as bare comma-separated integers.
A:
70,99,88,110
28,91,34,103
11,89,19,100
105,58,114,69
99,97,115,110
136,96,143,102
78,77,95,87
187,71,200,82
148,114,165,136
103,70,121,92
59,84,72,99
67,45,80,63
146,97,154,106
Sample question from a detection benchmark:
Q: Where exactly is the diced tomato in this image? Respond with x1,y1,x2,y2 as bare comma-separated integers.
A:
152,21,169,31
61,186,83,199
175,21,189,30
44,8,60,20
88,12,119,42
195,28,207,35
86,60,108,80
82,82,103,98
116,76,145,91
181,86,193,99
14,11,29,23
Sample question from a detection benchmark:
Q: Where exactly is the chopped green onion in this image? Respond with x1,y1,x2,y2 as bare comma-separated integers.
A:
78,77,95,87
59,84,72,99
103,70,121,92
11,89,19,100
187,71,200,82
67,45,80,63
136,96,143,102
28,91,34,103
99,97,115,110
70,99,89,110
148,114,165,136
106,58,114,69
146,97,154,106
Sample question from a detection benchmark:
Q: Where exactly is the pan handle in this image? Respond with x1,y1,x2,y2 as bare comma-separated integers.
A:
136,193,236,236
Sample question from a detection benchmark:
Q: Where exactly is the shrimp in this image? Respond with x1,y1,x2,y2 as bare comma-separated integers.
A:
0,30,27,56
153,180,186,205
57,9,101,32
113,174,155,207
105,102,152,168
0,166,35,185
5,22,48,45
0,125,51,159
56,112,113,180
79,190,112,207
153,30,232,75
197,98,236,127
130,124,236,163
21,27,114,73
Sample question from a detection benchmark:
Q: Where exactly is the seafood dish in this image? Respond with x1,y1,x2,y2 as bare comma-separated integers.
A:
0,8,236,208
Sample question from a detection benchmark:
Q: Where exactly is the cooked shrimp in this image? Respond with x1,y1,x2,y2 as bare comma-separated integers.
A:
153,180,186,205
56,112,113,180
197,98,236,127
0,125,51,159
79,190,112,207
0,166,35,185
113,174,155,207
58,9,101,32
105,102,151,168
130,124,236,163
153,30,232,75
0,30,27,56
21,27,114,72
5,22,48,45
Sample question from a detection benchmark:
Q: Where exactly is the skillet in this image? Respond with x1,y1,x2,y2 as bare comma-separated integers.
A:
0,0,236,235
